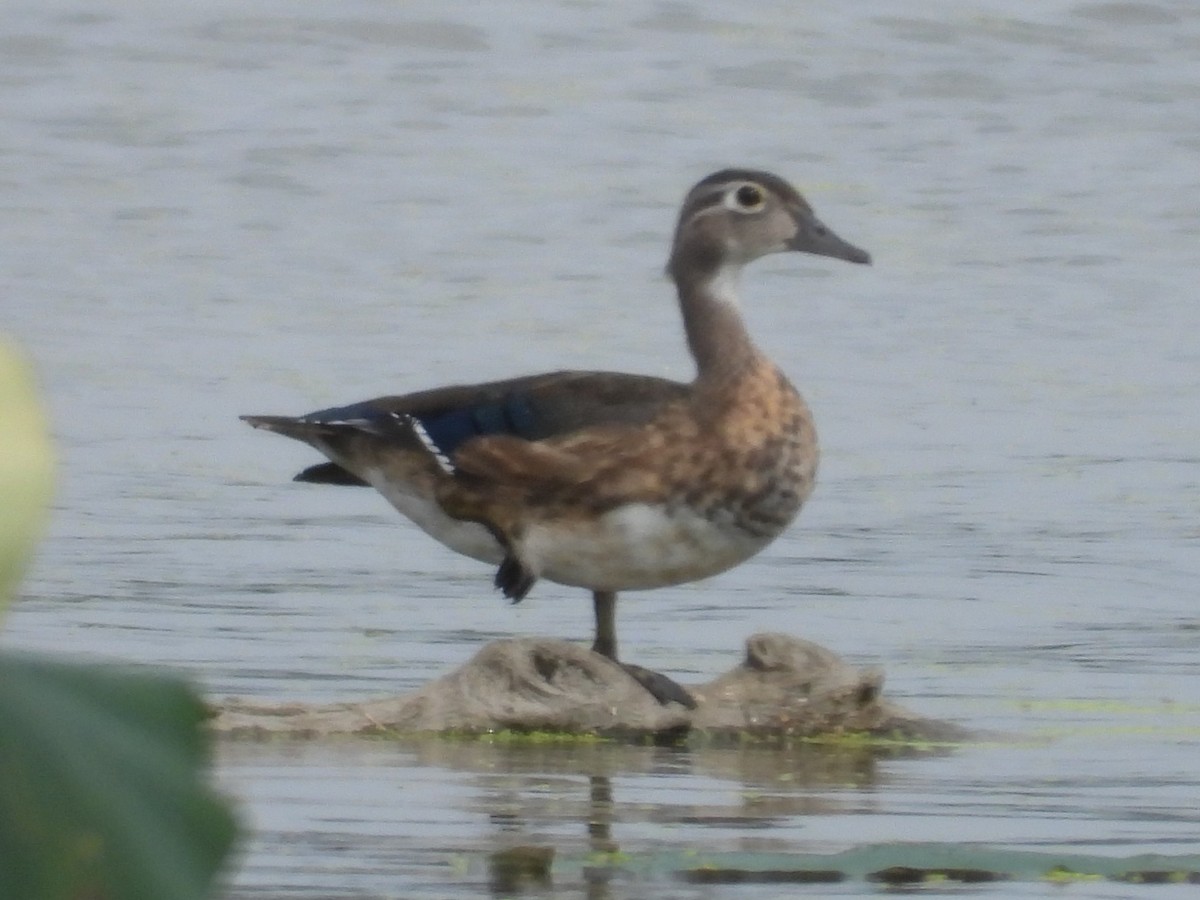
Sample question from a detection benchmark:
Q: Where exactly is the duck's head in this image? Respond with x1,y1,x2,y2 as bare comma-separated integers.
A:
668,169,871,281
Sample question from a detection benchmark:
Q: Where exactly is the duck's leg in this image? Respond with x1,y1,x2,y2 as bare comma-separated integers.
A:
591,589,695,710
591,590,618,660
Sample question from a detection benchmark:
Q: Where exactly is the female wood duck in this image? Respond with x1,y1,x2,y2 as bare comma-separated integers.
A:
243,169,870,705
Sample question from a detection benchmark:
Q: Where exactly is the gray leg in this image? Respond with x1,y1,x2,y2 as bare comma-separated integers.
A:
592,589,695,709
591,590,618,660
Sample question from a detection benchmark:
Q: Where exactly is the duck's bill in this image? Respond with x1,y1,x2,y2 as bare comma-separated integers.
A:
789,213,872,265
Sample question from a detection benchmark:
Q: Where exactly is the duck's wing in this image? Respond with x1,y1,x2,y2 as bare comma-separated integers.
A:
242,369,688,486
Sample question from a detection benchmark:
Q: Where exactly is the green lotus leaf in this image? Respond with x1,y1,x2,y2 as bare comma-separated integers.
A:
0,654,239,899
0,338,55,614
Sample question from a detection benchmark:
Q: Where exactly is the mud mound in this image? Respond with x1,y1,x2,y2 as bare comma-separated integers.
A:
213,633,962,742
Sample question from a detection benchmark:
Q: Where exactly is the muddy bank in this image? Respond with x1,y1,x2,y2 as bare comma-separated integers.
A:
213,633,964,742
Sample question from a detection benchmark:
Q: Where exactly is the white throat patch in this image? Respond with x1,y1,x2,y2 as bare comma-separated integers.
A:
708,262,744,308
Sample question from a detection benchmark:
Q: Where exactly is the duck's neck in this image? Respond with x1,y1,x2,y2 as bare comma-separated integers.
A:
670,251,760,387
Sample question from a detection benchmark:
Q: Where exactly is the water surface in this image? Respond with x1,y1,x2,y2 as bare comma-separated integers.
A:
3,0,1199,896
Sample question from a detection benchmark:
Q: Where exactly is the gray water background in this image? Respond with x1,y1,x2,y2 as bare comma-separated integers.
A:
3,0,1199,897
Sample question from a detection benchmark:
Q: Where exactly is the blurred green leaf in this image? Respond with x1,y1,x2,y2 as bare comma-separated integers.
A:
0,338,55,614
0,653,239,900
0,339,238,898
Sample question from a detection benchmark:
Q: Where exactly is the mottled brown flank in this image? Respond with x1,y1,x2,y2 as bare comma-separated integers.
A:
437,354,817,543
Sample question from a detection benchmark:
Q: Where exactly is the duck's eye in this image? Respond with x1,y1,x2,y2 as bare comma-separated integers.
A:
735,184,765,210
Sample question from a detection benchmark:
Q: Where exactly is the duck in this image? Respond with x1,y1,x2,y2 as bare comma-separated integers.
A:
242,168,870,707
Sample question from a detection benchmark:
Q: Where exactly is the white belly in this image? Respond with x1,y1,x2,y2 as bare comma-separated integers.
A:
525,503,776,592
369,473,505,566
367,471,780,593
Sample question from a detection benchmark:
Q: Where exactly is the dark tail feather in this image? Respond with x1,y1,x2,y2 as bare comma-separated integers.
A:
294,462,369,486
241,414,303,432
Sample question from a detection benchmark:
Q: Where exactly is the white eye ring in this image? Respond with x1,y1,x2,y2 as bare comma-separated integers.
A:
725,183,766,213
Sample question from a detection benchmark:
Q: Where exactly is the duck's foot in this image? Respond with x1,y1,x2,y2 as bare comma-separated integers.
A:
495,555,537,602
617,661,697,709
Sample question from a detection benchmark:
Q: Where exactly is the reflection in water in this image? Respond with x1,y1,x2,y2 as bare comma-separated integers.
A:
420,738,902,792
218,738,920,897
463,739,897,900
481,756,618,895
582,776,614,900
428,739,914,896
487,845,554,896
586,775,615,852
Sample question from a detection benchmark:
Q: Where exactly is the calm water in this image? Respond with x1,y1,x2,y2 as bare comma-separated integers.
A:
4,0,1200,896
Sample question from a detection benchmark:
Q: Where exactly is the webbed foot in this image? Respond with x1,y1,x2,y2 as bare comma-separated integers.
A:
618,661,697,709
495,556,537,602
